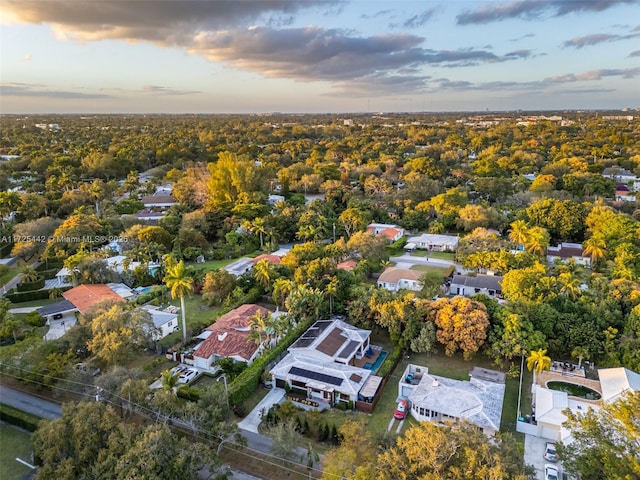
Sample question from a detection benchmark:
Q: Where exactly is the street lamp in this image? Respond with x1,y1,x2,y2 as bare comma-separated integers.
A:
217,373,229,409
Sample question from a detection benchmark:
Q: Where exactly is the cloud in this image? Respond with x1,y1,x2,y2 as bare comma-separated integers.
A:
456,0,637,25
630,49,640,57
510,33,536,42
329,73,431,97
563,32,640,48
0,0,337,42
140,85,202,96
0,83,111,99
544,68,640,83
402,8,438,28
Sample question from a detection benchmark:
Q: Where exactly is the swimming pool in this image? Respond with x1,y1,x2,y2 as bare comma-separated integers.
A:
546,381,601,400
364,350,388,373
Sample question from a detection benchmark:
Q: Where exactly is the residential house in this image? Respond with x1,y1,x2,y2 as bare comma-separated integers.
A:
449,274,503,298
191,304,271,369
366,223,405,243
398,365,506,436
251,254,282,266
377,267,422,293
62,284,126,314
530,367,639,441
406,233,459,252
141,194,177,209
546,242,591,268
615,184,635,202
129,209,168,224
36,300,78,325
602,167,640,191
223,257,255,277
140,305,179,340
270,319,375,406
337,259,358,271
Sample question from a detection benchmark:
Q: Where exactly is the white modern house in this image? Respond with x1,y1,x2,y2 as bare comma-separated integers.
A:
406,233,459,252
270,319,376,406
529,367,639,442
398,364,506,436
602,167,640,191
449,274,503,298
377,267,422,293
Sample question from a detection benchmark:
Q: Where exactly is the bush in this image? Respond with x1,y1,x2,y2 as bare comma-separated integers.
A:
26,311,46,327
0,404,42,431
16,276,45,292
377,344,403,378
6,286,72,303
176,385,201,402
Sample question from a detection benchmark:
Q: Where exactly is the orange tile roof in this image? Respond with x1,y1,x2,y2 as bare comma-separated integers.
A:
380,227,402,239
337,260,358,271
62,284,124,313
251,254,282,265
195,304,270,362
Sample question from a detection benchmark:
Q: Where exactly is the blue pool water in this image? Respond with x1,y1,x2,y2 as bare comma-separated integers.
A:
363,351,388,373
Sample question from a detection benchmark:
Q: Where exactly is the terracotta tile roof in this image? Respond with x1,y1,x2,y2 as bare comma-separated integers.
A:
337,260,357,271
378,267,422,284
380,227,402,239
195,304,270,362
251,254,281,265
62,284,124,313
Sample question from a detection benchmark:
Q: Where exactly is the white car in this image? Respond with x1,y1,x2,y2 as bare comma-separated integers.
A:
178,369,198,384
543,442,558,462
544,464,559,480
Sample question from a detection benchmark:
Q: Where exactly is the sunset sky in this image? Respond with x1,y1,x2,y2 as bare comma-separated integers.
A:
1,0,639,113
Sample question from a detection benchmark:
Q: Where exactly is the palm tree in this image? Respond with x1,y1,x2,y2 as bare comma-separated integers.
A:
558,272,582,300
583,235,606,269
571,346,590,369
508,219,529,250
248,311,268,347
524,226,550,256
19,265,41,283
161,369,180,392
163,260,193,342
253,259,273,291
272,278,293,309
527,348,551,386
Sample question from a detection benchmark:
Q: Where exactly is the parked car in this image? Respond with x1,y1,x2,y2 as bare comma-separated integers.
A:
394,399,408,420
544,442,558,462
545,464,560,480
172,365,188,375
178,369,198,383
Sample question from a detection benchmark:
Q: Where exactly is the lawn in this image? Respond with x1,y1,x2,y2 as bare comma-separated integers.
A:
0,266,18,288
409,264,452,276
192,258,239,273
9,297,59,309
159,295,223,347
427,251,456,261
0,424,34,480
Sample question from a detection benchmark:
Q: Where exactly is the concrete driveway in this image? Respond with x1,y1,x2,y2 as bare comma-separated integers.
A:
525,434,563,480
237,388,284,434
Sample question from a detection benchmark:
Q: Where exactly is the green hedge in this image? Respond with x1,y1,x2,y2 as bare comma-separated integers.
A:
36,261,64,272
228,317,315,406
16,276,45,292
0,403,43,432
377,344,403,378
6,286,72,303
0,242,14,258
37,268,61,280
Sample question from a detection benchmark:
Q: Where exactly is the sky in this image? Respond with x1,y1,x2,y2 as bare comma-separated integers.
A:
1,0,639,114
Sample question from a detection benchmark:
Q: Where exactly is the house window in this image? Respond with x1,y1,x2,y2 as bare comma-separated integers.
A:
167,321,173,327
419,407,425,415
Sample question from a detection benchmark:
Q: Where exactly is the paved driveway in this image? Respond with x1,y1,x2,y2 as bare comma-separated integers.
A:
525,434,564,480
237,388,284,434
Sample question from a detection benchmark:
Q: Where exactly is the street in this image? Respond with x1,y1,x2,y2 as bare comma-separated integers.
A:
0,384,62,420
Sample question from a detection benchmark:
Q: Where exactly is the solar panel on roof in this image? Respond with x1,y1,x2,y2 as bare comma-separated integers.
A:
337,340,360,359
350,374,362,383
289,366,343,386
291,337,314,348
316,328,346,356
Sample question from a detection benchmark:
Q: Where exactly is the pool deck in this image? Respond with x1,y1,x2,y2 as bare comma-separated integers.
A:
537,370,602,398
353,347,385,370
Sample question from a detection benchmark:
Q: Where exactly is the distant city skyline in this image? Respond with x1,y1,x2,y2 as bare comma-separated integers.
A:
1,0,639,114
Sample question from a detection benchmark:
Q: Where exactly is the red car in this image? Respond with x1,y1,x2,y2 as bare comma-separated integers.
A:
394,400,408,420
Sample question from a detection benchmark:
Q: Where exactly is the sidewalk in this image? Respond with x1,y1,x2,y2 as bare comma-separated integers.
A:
237,388,284,433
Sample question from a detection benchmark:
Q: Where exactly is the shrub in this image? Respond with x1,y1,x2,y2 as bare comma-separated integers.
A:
0,404,42,431
377,344,403,378
6,287,72,303
176,385,201,402
16,276,45,292
26,311,46,327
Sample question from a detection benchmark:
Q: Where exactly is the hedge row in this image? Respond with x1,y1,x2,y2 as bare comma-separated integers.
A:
36,261,64,272
228,317,315,406
17,276,45,292
0,242,13,258
377,344,404,378
0,403,43,432
6,286,72,304
37,268,61,280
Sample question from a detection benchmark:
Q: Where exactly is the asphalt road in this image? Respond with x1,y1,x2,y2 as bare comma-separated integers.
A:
0,385,62,419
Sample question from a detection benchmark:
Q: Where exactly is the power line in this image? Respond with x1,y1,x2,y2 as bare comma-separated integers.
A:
0,362,339,478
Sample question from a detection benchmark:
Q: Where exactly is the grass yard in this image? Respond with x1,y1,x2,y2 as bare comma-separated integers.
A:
9,297,59,309
0,266,18,288
159,295,223,347
426,251,456,261
0,424,34,480
192,258,238,273
409,264,452,276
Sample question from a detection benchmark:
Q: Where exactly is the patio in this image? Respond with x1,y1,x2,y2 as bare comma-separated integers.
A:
352,345,385,370
549,360,586,378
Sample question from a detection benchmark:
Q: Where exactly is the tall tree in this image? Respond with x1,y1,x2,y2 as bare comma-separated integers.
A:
321,420,376,480
376,421,533,480
163,260,193,342
559,392,640,480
